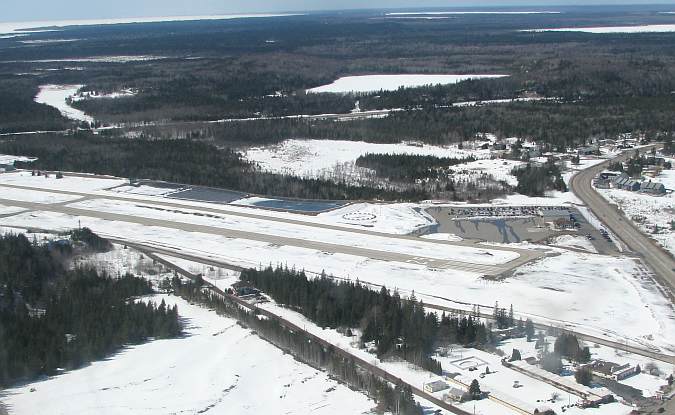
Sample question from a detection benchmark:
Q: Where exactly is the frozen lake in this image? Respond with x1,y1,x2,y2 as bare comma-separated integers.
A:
523,24,675,33
0,14,303,35
307,74,508,93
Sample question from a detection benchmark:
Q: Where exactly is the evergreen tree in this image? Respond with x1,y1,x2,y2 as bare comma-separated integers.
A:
510,349,522,361
469,379,482,400
525,319,535,341
575,367,593,386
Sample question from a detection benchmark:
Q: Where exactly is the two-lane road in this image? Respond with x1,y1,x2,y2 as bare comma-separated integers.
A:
570,146,675,296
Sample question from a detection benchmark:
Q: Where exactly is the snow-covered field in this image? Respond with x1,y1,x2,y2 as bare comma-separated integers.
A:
243,138,490,179
0,154,36,164
549,234,597,253
0,186,82,204
34,84,93,123
511,252,675,353
451,158,523,187
316,202,435,233
0,204,26,215
0,172,125,192
1,295,377,415
307,74,507,94
524,24,675,33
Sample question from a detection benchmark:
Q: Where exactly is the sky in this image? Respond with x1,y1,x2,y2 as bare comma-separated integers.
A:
3,0,675,22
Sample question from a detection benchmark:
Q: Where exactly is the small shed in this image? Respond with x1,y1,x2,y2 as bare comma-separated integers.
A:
0,163,16,172
424,380,449,393
443,386,466,402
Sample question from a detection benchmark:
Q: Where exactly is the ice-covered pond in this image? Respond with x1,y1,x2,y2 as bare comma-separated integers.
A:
307,74,508,94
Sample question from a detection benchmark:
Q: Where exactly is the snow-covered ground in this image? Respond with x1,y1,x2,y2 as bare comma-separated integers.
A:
316,202,435,234
0,186,82,204
34,84,93,123
259,300,629,415
243,138,490,179
510,252,675,354
451,158,523,187
549,234,597,253
421,233,463,242
111,184,184,197
156,254,241,292
498,336,674,400
0,171,125,192
523,24,675,33
64,198,518,266
71,88,137,101
433,346,631,415
307,74,507,94
0,204,26,215
1,208,673,355
1,294,378,415
452,97,551,107
0,154,36,164
596,161,674,256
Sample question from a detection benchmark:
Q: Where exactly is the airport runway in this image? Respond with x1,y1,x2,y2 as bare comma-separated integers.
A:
0,181,543,275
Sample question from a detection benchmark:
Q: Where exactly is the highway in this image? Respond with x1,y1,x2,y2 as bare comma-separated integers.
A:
569,145,675,298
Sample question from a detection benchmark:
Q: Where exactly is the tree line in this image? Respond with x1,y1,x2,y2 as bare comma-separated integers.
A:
355,153,477,182
512,160,567,197
0,232,181,387
0,133,427,201
239,266,500,374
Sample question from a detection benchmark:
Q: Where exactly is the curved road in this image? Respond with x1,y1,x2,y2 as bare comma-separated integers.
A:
570,145,675,297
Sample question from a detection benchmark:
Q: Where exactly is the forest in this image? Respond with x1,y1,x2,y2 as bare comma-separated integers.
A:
4,7,675,148
0,232,181,387
128,95,675,152
512,160,567,197
0,78,71,134
355,153,476,182
0,133,426,201
239,266,499,374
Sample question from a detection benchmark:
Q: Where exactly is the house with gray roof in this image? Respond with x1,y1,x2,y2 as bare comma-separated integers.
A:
640,181,666,195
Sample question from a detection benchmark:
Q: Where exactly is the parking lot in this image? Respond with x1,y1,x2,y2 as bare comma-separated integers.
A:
425,205,619,254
